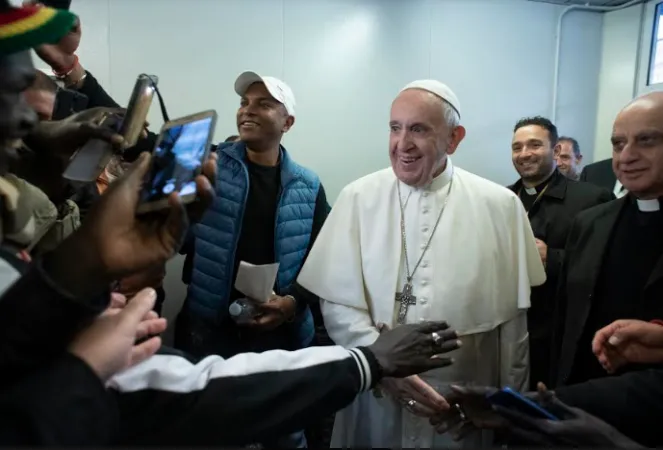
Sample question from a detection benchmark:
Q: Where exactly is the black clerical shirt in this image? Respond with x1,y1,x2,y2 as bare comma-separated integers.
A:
518,172,554,213
569,197,663,384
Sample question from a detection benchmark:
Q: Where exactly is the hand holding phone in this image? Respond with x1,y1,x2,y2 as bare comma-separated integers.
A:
62,74,157,182
487,387,559,421
136,110,217,214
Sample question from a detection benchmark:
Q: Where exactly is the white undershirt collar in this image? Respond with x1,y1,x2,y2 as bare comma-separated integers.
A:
636,198,661,212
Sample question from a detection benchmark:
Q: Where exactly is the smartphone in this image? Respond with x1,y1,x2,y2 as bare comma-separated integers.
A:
120,74,158,148
62,74,157,182
487,387,559,421
52,88,89,120
136,110,217,214
39,0,72,10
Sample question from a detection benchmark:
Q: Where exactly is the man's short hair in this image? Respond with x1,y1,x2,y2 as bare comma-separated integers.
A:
558,136,581,158
224,135,239,143
31,70,58,93
514,116,559,147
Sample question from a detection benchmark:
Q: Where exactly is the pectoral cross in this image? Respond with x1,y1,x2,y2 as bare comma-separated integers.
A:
395,282,416,325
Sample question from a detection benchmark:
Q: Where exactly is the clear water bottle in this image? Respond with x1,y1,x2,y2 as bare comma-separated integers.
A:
229,298,257,324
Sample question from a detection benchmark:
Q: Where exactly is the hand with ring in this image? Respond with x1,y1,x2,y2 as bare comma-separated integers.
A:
429,385,512,440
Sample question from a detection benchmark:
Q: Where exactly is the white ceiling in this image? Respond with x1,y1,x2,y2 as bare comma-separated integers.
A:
526,0,640,6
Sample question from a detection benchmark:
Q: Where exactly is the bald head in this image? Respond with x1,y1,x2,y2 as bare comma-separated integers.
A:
611,92,663,199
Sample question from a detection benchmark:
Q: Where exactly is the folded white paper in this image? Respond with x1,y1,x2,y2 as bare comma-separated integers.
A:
234,261,279,303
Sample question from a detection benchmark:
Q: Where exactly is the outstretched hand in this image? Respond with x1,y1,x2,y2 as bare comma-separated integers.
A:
23,107,127,159
367,321,461,378
69,288,167,381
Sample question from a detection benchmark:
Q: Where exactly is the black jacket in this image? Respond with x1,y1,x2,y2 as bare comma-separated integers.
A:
0,248,109,384
556,369,663,448
0,353,118,445
551,197,663,387
508,170,613,388
579,158,615,192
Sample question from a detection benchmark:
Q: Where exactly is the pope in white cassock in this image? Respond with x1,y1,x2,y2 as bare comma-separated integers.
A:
297,80,546,448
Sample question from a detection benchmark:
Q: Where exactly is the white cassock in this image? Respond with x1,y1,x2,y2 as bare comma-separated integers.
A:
297,159,546,449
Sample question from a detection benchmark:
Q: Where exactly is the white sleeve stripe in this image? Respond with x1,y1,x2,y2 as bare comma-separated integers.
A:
347,350,365,391
348,348,372,392
108,345,357,394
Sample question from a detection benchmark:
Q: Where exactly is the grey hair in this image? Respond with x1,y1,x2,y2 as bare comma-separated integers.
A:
441,99,460,129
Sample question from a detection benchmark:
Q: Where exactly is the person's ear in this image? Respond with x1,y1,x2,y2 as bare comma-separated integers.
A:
446,126,466,156
282,115,295,133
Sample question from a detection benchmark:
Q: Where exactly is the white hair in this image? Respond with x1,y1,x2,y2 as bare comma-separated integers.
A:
441,99,460,129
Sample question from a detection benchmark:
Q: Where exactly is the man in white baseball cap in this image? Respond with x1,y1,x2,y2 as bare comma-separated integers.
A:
297,79,544,448
176,71,330,448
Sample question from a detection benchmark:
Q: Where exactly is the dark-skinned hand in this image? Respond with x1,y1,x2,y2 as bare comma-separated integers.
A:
493,385,643,448
431,383,643,448
367,321,460,378
244,295,297,331
22,107,127,160
430,384,510,440
374,322,458,417
43,151,217,298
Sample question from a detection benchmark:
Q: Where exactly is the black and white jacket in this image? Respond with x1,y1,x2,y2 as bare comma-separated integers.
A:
0,248,379,445
112,345,378,445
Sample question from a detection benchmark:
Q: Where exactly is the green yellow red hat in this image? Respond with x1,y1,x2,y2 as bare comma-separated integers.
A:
0,3,76,56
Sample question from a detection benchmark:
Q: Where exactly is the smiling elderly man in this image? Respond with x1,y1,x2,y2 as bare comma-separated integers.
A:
297,79,546,448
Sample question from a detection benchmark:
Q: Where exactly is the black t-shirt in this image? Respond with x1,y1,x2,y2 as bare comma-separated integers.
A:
229,161,281,301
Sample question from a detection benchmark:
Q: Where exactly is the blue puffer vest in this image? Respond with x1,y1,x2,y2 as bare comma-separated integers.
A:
187,141,317,350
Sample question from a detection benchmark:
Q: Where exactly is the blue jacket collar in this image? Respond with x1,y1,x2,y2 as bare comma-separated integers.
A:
218,141,301,186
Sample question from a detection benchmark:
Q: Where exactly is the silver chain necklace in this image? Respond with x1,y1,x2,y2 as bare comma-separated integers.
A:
395,174,454,324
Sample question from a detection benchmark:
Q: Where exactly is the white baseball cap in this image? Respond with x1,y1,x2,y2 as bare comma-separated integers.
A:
234,71,296,117
401,79,461,119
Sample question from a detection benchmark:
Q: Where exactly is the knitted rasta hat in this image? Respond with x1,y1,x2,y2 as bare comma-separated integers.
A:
0,1,76,56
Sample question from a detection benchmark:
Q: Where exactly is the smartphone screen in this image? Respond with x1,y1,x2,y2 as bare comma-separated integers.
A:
140,115,214,204
487,387,559,421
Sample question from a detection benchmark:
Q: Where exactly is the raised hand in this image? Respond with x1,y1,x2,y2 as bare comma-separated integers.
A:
69,288,167,381
43,151,217,298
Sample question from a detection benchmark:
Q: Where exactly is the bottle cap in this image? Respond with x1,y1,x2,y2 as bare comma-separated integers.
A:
229,302,242,317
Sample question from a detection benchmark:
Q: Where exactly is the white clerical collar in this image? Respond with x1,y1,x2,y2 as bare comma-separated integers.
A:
636,198,661,212
427,158,454,192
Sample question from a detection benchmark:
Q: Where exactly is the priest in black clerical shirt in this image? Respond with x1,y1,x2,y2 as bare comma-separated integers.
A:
551,92,663,389
508,116,614,389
